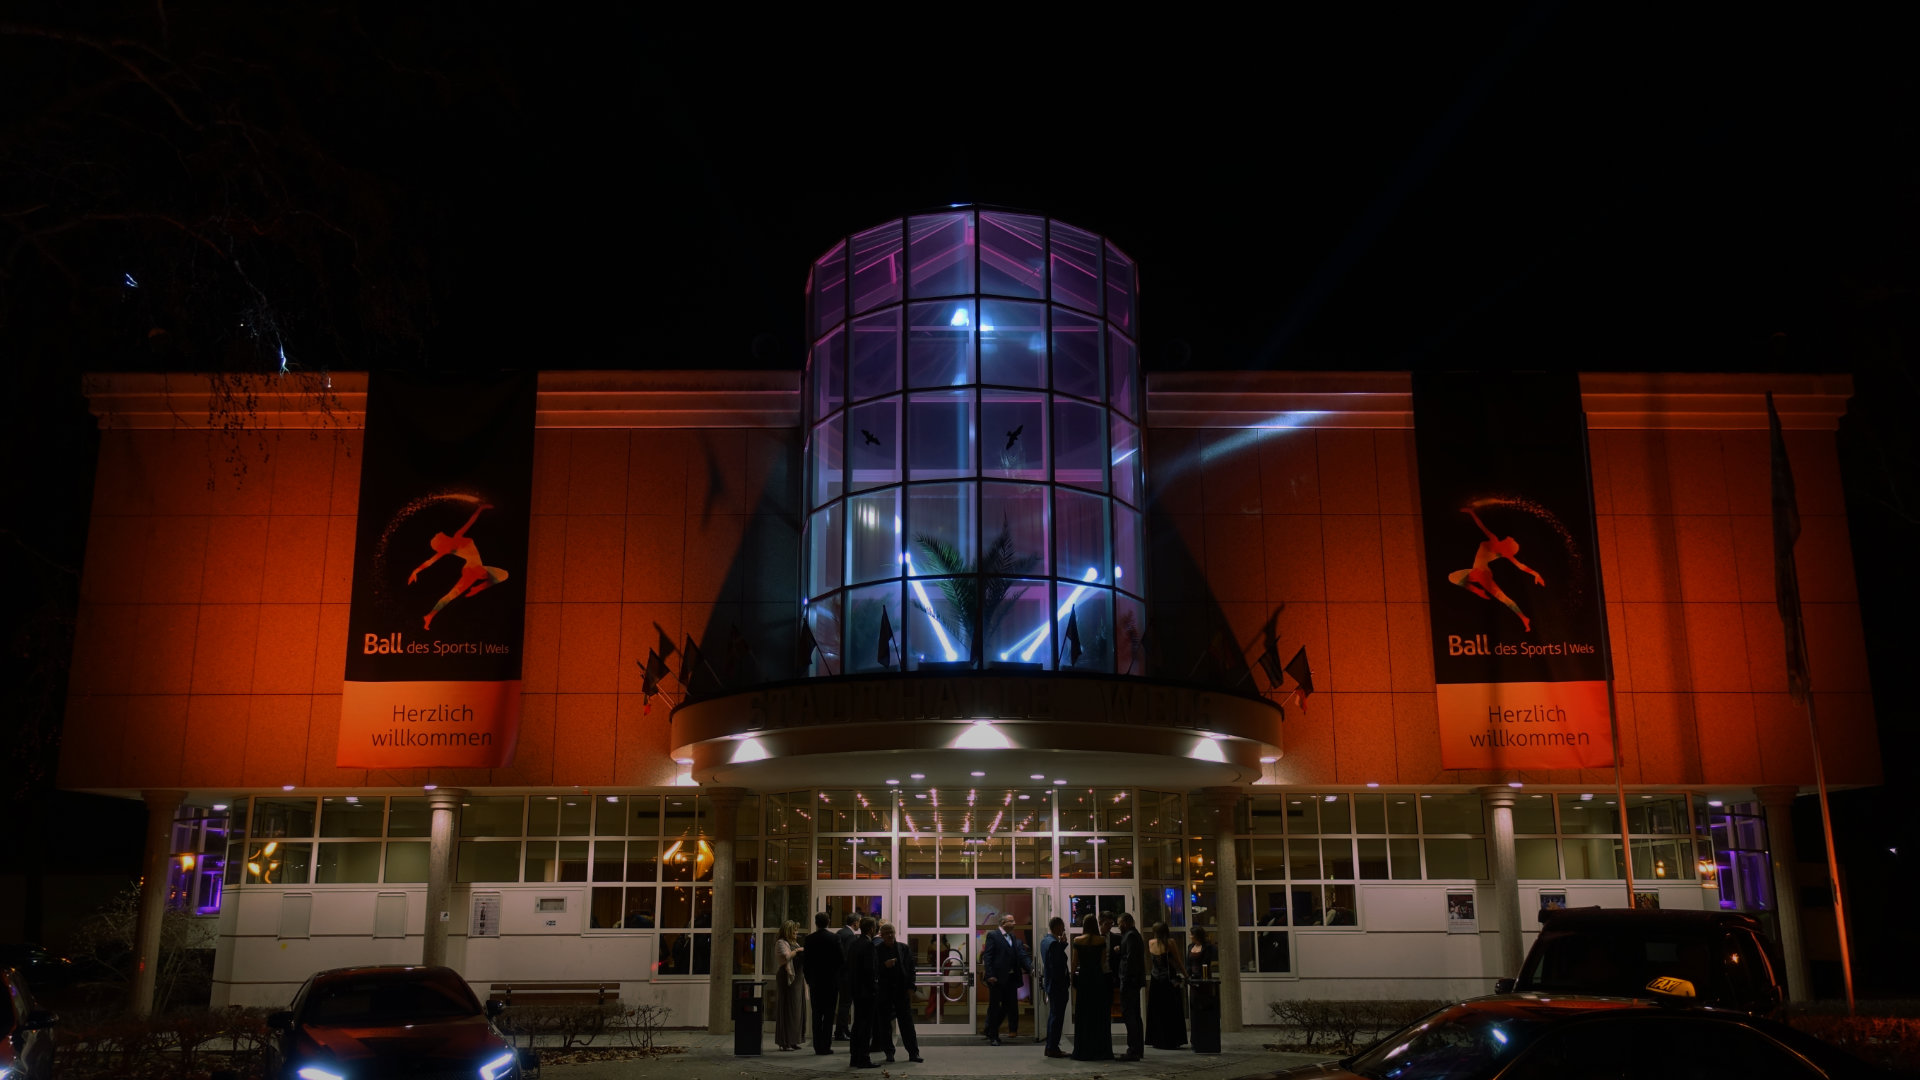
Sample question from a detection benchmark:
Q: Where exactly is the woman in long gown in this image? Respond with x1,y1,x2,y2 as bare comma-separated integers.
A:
1187,925,1222,1053
1069,914,1114,1061
1146,921,1187,1050
772,920,807,1051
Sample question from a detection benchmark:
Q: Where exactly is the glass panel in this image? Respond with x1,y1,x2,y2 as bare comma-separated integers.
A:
524,841,558,882
906,391,974,480
1248,837,1286,879
897,836,935,879
1050,307,1103,399
979,300,1046,388
1100,837,1133,878
1387,796,1419,835
1248,795,1287,835
805,594,842,677
907,211,974,298
908,300,974,388
906,576,967,667
557,841,589,881
1357,839,1390,880
1097,789,1133,832
595,797,632,836
1353,794,1386,834
590,887,624,929
1104,241,1135,334
1108,329,1139,420
1048,220,1101,314
1288,838,1320,879
1110,416,1142,507
318,797,383,838
315,843,381,883
1321,885,1358,926
1634,839,1694,881
252,798,316,838
1254,926,1292,970
1514,794,1556,833
1016,836,1052,878
811,327,846,419
813,241,847,338
979,482,1049,577
663,796,705,842
906,482,975,577
1052,399,1107,492
809,416,843,509
1058,583,1113,673
1286,795,1319,834
734,796,759,838
460,797,522,838
1517,838,1561,878
1627,795,1688,835
457,841,520,883
846,397,902,493
592,841,625,881
661,886,695,928
1322,838,1355,879
527,795,592,836
980,211,1046,298
986,578,1054,668
384,841,428,883
1389,838,1422,880
1320,794,1353,834
849,308,901,402
1139,791,1183,835
1424,838,1488,879
807,505,843,598
1058,840,1094,878
938,836,971,878
626,840,659,881
845,582,903,674
1055,488,1110,584
623,888,658,929
850,220,904,314
1421,794,1483,834
980,390,1046,480
1558,794,1622,834
1138,836,1180,879
1562,838,1626,879
387,797,430,837
765,793,812,837
848,489,901,585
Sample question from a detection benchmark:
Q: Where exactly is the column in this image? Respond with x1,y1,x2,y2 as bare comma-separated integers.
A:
1480,788,1523,980
131,789,187,1016
1756,785,1812,1002
424,788,465,968
707,788,747,1034
1201,787,1243,1033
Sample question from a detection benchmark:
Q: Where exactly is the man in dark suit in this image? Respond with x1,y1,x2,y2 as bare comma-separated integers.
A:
803,911,843,1055
1039,915,1070,1058
834,911,859,1040
845,916,880,1068
871,921,923,1063
1116,912,1146,1061
978,913,1031,1045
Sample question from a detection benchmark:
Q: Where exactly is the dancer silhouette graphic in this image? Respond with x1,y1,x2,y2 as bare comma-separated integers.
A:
408,502,509,630
1446,506,1543,632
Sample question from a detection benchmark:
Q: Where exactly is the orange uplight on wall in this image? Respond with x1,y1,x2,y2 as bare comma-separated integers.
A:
1698,858,1719,885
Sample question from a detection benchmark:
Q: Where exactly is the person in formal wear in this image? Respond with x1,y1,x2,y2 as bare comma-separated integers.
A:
1115,913,1146,1061
1039,915,1071,1058
979,912,1031,1044
1188,924,1219,976
846,916,880,1069
1068,914,1113,1061
772,920,808,1051
803,911,843,1055
1099,912,1121,1021
871,921,924,1063
1145,921,1187,1050
1187,924,1222,1054
835,911,859,1040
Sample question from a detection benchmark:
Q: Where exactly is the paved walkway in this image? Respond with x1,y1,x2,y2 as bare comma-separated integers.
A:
542,1030,1326,1080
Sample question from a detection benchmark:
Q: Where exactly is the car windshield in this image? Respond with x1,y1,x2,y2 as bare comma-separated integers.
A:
304,974,480,1026
1517,930,1718,997
1346,1005,1548,1080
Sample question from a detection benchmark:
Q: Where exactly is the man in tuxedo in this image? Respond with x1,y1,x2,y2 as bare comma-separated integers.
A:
846,916,880,1068
1116,912,1147,1061
1039,915,1071,1058
803,911,843,1055
834,911,859,1040
978,913,1031,1045
871,921,924,1063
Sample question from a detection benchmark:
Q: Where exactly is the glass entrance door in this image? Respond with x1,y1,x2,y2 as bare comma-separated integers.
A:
974,887,1038,1037
1062,888,1136,1031
899,886,976,1031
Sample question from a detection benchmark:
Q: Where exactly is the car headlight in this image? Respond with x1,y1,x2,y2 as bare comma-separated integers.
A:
297,1067,346,1080
478,1051,516,1080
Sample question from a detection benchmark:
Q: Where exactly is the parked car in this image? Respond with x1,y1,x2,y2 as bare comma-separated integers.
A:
1498,908,1786,1016
1252,993,1896,1079
265,965,537,1080
0,965,58,1080
0,945,76,991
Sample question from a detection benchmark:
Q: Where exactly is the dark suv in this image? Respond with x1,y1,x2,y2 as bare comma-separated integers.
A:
1500,908,1787,1016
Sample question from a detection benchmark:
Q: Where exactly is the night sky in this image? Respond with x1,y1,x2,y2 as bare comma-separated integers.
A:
3,8,1916,975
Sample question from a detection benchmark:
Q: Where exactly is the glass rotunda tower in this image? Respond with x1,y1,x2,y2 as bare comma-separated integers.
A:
801,208,1147,677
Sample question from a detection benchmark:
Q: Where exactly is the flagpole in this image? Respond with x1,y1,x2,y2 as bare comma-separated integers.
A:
1802,675,1856,1013
1582,412,1636,907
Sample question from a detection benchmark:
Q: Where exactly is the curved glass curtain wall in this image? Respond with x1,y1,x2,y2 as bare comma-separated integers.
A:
802,210,1145,677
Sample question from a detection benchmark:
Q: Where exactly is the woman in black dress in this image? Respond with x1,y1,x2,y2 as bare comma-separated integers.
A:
1069,914,1114,1060
1145,921,1187,1050
1186,925,1222,1053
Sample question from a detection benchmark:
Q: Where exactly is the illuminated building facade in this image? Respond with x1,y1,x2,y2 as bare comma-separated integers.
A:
61,211,1876,1027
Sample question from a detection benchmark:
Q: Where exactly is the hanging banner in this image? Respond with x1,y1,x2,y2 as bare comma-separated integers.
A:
338,372,536,768
1412,371,1614,770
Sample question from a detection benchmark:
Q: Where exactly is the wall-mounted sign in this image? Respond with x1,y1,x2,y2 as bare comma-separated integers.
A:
471,892,501,939
338,373,536,768
1412,372,1615,770
1446,891,1478,934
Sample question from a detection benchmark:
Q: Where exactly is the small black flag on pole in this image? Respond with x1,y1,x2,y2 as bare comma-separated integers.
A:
1283,646,1314,709
676,634,701,690
1064,607,1083,668
640,648,669,701
1257,645,1286,692
877,608,896,668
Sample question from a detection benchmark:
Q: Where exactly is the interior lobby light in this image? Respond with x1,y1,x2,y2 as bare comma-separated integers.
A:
971,770,986,777
212,803,228,811
1031,774,1045,780
910,773,925,780
1053,779,1067,786
886,779,900,785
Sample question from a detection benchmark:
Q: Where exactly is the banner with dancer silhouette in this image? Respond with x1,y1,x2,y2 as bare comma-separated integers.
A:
1412,371,1614,770
338,372,536,768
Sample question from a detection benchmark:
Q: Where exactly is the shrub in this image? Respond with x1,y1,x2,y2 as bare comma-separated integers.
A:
1267,999,1447,1054
1787,1015,1920,1072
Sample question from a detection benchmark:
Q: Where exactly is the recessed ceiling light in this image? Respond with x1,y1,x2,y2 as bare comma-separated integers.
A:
282,785,296,791
971,771,985,777
1365,782,1380,788
1053,779,1066,786
212,803,228,811
886,779,900,785
914,793,927,800
910,773,926,780
1031,774,1045,780
1324,795,1337,803
1707,800,1723,808
1508,782,1524,789
344,796,358,804
423,784,438,791
606,796,618,803
1259,756,1277,764
1018,795,1030,800
675,757,694,765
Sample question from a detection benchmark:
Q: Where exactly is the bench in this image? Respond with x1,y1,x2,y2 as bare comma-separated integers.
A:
487,981,620,1007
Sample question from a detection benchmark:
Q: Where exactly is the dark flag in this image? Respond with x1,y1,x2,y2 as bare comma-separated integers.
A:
1768,392,1812,703
877,609,896,668
1257,644,1286,692
640,648,669,701
676,634,703,690
1284,646,1314,709
1064,607,1083,667
798,617,821,675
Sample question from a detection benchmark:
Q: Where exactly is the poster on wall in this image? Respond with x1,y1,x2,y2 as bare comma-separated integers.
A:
1412,371,1615,770
1633,891,1661,911
1447,891,1478,934
1539,890,1568,923
338,372,536,768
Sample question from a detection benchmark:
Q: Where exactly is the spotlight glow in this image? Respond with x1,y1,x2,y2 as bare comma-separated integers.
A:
1005,567,1100,661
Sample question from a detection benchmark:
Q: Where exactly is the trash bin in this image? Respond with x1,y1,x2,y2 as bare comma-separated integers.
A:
1187,976,1222,1054
733,980,764,1056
